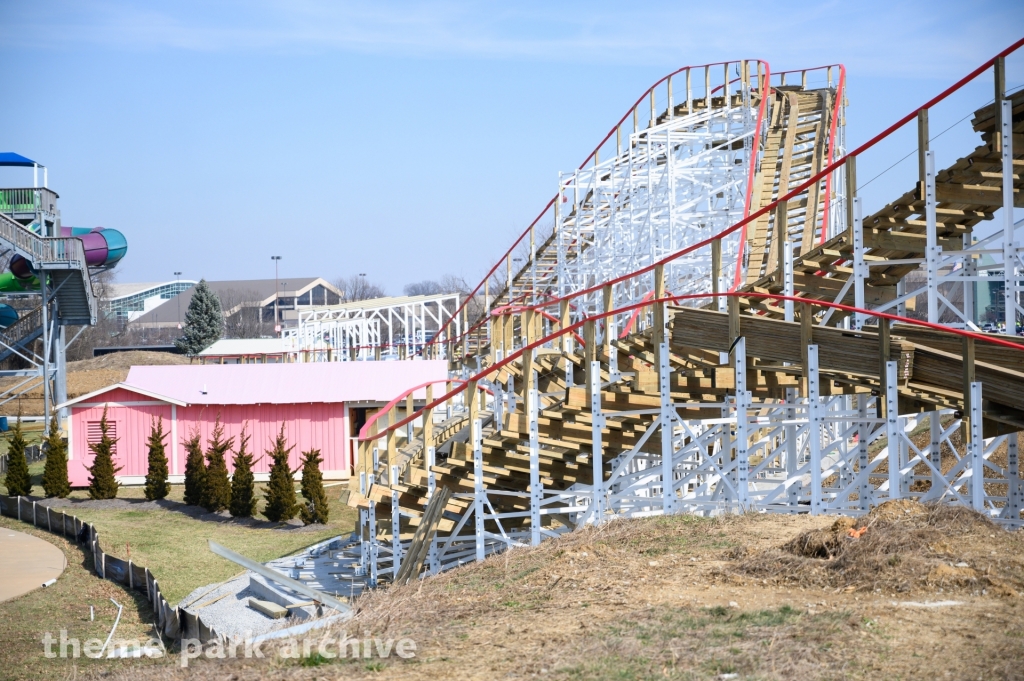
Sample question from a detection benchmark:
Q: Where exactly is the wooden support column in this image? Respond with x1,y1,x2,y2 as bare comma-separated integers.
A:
423,384,433,455
728,296,741,345
522,309,535,398
653,264,666,368
602,284,613,362
386,407,397,465
559,299,571,354
994,57,1005,153
800,302,812,396
962,335,976,443
467,380,478,425
845,156,857,235
711,239,722,298
583,319,596,401
917,109,930,191
878,319,891,418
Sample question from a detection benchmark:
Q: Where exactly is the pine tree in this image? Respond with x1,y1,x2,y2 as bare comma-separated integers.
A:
3,416,31,497
182,429,206,506
144,417,170,501
174,279,223,356
87,409,121,500
262,424,297,522
41,416,71,498
229,424,258,518
299,449,329,525
201,417,233,513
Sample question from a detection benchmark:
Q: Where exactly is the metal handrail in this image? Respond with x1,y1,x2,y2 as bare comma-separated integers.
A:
0,187,59,215
430,59,772,350
437,36,1024,352
363,289,1024,445
0,212,88,266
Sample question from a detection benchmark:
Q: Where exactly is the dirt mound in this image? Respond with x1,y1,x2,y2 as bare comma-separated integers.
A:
736,500,1023,595
67,350,190,372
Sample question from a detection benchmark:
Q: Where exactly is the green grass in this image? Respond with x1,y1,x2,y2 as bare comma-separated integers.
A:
0,422,46,456
2,474,358,604
66,486,357,603
0,517,163,681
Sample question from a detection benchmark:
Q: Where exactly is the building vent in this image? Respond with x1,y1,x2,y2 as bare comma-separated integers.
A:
86,420,117,455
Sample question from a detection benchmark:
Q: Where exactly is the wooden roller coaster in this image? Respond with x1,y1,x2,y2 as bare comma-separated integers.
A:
346,41,1024,585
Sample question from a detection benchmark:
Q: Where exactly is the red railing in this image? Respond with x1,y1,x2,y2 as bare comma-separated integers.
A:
429,59,772,352
361,289,1024,444
365,37,1024,445
435,37,1023,354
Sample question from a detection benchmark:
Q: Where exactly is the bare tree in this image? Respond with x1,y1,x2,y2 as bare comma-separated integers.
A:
333,275,386,303
404,280,443,296
219,288,274,339
65,268,126,361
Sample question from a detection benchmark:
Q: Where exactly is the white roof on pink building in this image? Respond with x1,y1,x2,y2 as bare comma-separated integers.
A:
110,361,449,406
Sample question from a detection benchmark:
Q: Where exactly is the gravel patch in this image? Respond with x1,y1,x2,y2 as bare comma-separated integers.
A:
179,574,288,639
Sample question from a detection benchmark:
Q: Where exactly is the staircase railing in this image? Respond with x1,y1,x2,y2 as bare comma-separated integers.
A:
0,211,88,267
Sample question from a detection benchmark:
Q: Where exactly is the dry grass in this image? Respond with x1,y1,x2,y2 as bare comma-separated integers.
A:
0,516,166,681
106,511,1024,680
736,500,1024,596
0,350,188,416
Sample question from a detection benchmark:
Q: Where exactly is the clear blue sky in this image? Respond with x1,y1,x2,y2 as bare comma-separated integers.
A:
1,1,1022,293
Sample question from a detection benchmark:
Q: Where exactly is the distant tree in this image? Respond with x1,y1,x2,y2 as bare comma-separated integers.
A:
41,416,71,498
404,280,443,296
220,288,274,339
175,279,223,356
87,409,121,500
262,425,297,522
3,416,31,497
182,429,206,506
143,417,170,501
404,275,469,298
333,275,386,303
298,449,329,525
229,424,258,518
202,417,233,513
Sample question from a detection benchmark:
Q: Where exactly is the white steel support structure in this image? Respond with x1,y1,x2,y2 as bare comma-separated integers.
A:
554,87,758,328
284,293,460,361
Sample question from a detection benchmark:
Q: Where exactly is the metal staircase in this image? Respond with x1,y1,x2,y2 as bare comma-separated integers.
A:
0,211,97,325
0,306,43,363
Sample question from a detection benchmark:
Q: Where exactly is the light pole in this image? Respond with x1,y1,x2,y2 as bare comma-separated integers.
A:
271,256,282,330
174,271,182,329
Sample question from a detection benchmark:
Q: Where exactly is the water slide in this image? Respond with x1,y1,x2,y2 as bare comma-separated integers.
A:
0,226,126,326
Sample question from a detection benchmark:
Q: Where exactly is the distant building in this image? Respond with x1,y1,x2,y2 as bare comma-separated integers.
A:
105,280,198,323
198,338,287,364
128,277,342,331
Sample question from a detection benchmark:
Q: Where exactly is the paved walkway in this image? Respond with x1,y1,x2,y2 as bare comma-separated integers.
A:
0,528,66,602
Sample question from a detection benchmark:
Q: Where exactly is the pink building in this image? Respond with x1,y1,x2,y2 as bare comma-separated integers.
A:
58,361,447,487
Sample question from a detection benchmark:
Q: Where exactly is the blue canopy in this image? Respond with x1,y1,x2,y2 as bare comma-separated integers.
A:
0,153,38,167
